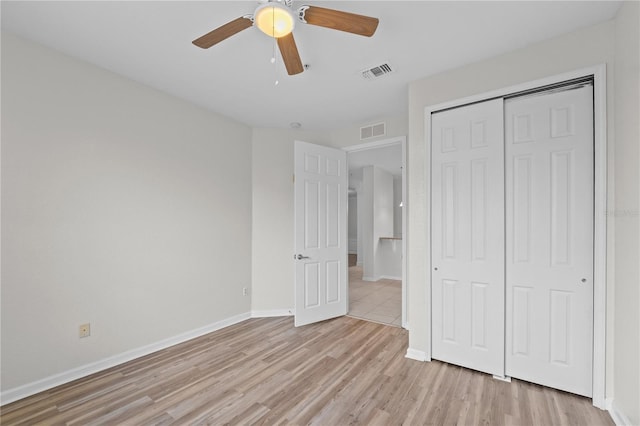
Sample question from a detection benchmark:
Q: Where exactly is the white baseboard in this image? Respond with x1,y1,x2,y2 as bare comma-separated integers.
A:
362,275,401,282
0,311,252,406
379,275,402,281
405,348,429,362
251,309,294,318
607,398,633,426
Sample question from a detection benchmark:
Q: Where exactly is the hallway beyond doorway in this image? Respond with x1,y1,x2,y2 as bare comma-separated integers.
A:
348,265,401,327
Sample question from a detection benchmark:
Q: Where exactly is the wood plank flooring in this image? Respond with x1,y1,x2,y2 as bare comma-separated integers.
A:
1,316,614,425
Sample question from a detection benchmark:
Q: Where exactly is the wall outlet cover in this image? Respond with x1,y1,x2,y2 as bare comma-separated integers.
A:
79,323,90,338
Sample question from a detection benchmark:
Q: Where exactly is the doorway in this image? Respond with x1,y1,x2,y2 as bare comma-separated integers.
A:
344,137,407,328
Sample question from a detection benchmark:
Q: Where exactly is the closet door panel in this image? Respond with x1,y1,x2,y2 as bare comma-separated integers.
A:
505,85,594,397
431,99,505,376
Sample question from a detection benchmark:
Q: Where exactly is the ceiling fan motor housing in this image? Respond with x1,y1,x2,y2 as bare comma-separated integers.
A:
254,2,296,38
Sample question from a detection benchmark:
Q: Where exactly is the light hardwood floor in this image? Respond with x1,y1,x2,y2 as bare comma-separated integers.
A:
1,316,613,425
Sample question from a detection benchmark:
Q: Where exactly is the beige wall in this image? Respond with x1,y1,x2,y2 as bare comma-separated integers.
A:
613,2,640,424
250,128,331,313
1,33,253,392
407,18,617,397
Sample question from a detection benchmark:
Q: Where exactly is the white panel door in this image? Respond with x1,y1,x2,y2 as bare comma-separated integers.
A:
294,141,348,327
431,99,505,376
505,85,594,396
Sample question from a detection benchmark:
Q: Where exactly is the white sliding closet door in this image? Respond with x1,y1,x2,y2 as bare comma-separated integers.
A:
505,85,594,397
431,99,505,376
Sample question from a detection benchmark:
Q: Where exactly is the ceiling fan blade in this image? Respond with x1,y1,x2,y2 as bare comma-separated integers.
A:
302,6,379,37
277,33,304,75
192,17,253,49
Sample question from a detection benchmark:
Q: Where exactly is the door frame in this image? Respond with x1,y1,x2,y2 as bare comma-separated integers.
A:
423,65,607,408
344,136,408,328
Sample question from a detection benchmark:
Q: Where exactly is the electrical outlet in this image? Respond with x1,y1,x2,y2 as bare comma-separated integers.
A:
79,323,90,338
242,287,248,296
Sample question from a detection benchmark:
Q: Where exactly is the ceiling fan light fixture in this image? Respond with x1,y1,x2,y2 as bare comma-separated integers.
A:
254,3,295,38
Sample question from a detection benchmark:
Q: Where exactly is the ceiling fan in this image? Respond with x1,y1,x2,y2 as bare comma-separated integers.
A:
192,0,379,76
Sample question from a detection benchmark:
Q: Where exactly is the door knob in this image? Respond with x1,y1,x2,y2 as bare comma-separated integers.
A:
581,278,587,283
296,254,310,260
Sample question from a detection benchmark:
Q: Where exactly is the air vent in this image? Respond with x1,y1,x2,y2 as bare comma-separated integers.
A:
360,122,386,140
361,63,394,80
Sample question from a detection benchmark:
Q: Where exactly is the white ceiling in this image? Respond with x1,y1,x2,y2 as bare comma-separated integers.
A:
1,1,621,131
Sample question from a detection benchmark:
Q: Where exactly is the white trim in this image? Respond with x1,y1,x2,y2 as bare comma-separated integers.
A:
607,398,633,426
591,64,608,410
400,139,408,329
492,375,512,383
0,312,251,406
405,348,429,361
251,309,294,318
379,275,402,281
362,275,402,282
343,136,408,329
424,112,433,359
343,137,404,153
424,64,608,408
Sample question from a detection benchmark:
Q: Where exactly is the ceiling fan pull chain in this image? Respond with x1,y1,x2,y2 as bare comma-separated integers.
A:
271,31,276,64
272,10,279,85
274,37,279,85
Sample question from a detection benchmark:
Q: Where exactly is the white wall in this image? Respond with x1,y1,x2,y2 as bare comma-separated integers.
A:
358,166,400,281
613,2,640,424
348,194,358,254
250,128,331,314
356,177,364,265
393,176,402,238
372,167,395,280
377,240,402,280
407,14,640,421
361,166,375,280
1,33,253,392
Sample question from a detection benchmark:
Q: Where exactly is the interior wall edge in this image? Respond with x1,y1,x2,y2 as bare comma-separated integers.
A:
607,397,633,426
405,348,429,362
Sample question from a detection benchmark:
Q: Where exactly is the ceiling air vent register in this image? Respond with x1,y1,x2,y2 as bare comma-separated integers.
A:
361,63,394,79
360,122,386,140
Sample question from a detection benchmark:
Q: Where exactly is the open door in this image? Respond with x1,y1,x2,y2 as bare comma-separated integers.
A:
294,141,348,326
